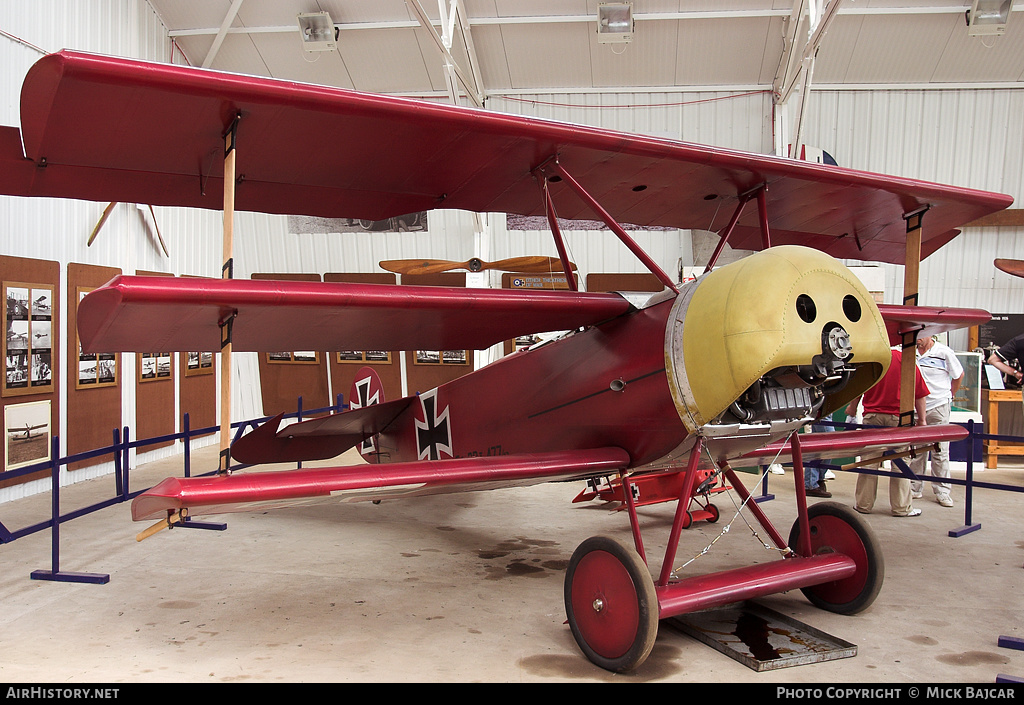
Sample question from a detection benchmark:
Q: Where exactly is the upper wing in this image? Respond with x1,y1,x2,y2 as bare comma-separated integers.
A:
0,51,1013,265
77,275,633,353
739,424,968,466
876,304,990,346
131,447,631,521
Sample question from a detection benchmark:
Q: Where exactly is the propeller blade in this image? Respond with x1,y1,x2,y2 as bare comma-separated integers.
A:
379,256,576,276
87,202,118,246
995,259,1024,278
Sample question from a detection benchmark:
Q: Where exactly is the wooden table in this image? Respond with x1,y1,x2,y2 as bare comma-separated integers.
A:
983,388,1024,468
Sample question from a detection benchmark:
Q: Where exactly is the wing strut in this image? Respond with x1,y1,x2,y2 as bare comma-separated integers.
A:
704,185,761,273
545,160,679,294
219,113,240,474
899,206,929,428
541,178,579,291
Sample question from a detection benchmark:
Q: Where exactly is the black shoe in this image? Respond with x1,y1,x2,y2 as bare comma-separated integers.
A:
806,484,832,498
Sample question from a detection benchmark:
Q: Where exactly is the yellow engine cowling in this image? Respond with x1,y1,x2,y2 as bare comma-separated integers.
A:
666,246,891,436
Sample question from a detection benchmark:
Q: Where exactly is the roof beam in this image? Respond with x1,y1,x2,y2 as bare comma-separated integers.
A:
201,0,244,69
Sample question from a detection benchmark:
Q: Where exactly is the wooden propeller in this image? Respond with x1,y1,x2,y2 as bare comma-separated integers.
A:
995,259,1024,278
379,256,576,276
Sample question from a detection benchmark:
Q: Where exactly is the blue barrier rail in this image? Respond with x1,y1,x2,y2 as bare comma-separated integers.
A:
0,395,347,583
1,408,1021,583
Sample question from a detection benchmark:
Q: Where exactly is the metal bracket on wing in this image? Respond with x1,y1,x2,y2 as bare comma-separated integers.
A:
703,183,767,273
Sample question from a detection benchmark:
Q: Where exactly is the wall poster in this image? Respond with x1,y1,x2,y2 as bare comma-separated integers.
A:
185,351,214,377
4,399,51,471
266,351,320,364
337,350,392,364
138,352,173,383
414,350,469,365
75,287,118,389
3,282,54,397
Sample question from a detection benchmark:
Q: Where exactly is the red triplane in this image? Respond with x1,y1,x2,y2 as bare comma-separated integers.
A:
0,51,1012,672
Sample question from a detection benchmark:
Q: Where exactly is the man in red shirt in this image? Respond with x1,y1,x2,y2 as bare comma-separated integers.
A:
845,348,931,517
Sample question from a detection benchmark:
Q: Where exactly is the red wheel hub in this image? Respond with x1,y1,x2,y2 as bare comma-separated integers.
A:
569,549,641,659
806,515,869,603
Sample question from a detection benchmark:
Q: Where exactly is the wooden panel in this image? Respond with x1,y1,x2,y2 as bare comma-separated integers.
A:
251,273,330,416
586,272,664,293
133,271,175,450
179,276,217,438
324,272,402,404
401,272,472,394
67,262,121,471
0,256,59,487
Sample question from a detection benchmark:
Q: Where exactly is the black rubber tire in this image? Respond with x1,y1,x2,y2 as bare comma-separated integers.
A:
788,501,885,615
564,536,659,672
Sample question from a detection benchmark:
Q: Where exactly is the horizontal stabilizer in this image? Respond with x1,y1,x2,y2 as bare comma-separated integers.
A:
132,447,632,521
78,276,633,353
877,304,990,345
740,424,968,466
231,396,415,465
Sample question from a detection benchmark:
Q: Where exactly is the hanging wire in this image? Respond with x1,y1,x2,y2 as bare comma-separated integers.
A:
670,431,796,578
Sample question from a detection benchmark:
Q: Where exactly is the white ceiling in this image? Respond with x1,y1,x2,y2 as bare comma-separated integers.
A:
148,1,1024,102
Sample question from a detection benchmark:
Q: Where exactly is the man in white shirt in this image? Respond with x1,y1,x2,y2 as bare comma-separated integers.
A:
911,335,964,507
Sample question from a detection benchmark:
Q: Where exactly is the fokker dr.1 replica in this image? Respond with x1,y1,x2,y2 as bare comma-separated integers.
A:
0,51,1013,672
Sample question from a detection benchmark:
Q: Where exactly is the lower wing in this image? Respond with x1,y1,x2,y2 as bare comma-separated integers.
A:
132,447,631,522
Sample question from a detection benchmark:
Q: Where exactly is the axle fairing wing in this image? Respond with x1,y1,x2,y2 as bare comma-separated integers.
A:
77,275,633,354
740,423,968,466
0,51,1013,265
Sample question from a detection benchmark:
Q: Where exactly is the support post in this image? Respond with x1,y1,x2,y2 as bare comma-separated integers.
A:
219,114,239,474
900,206,927,427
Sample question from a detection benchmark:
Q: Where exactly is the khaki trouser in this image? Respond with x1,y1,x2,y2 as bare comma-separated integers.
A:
854,412,915,516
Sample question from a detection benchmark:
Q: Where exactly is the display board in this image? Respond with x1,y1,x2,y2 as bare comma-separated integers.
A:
67,262,121,471
0,255,59,484
132,271,175,450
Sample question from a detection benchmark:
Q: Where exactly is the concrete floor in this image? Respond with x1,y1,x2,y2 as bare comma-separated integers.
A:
0,444,1022,683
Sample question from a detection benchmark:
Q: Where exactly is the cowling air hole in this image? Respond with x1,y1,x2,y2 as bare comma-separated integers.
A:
796,294,816,323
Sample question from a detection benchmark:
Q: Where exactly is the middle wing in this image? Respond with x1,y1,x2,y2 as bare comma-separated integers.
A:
131,447,631,521
77,275,633,353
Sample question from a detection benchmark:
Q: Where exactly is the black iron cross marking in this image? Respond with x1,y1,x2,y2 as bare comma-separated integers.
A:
353,376,379,454
415,389,452,461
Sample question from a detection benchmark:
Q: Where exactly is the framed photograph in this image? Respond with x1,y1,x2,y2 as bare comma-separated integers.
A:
414,350,469,366
4,282,55,397
4,399,51,471
185,351,214,377
138,352,173,383
266,351,320,364
76,287,118,389
337,350,392,364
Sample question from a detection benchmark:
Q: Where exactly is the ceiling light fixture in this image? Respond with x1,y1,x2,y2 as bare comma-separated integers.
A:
297,11,339,52
596,2,633,44
965,0,1014,36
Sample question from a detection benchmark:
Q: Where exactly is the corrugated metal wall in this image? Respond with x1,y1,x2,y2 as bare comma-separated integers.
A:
802,88,1024,350
0,1,230,499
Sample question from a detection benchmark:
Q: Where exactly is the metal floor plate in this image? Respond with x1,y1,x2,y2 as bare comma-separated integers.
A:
667,601,857,672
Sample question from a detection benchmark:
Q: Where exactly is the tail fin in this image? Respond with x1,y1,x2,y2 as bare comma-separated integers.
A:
350,366,386,463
